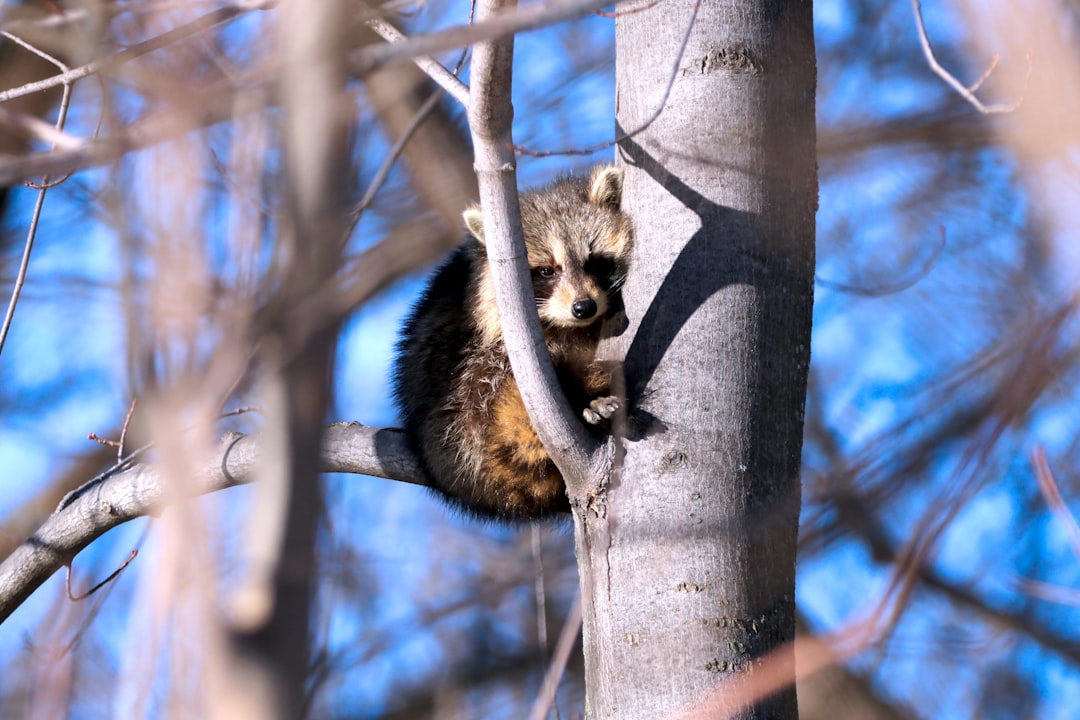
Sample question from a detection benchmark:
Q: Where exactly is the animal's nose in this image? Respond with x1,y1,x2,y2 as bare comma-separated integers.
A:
572,298,598,319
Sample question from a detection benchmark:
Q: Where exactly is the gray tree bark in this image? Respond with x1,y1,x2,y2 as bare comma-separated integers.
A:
571,1,816,718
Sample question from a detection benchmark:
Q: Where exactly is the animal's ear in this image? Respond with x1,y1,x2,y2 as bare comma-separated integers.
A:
463,205,486,244
587,165,623,210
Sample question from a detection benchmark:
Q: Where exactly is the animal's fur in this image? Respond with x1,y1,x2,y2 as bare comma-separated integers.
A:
393,166,633,519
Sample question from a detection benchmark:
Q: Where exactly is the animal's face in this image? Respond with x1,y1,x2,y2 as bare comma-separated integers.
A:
520,167,631,330
523,218,628,330
464,166,633,341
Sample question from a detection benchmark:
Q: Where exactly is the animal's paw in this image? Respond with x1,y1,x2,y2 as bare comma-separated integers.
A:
583,396,620,425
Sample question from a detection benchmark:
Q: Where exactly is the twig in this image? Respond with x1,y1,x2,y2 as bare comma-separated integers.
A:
527,593,582,720
514,0,700,157
530,525,552,719
594,0,665,20
1031,446,1080,564
366,19,471,108
87,398,140,460
911,0,1030,114
0,34,75,363
0,0,619,186
117,398,138,461
348,88,444,231
65,549,138,601
816,225,947,297
0,2,273,105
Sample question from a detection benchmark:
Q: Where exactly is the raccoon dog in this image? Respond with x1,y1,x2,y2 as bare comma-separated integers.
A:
392,166,633,520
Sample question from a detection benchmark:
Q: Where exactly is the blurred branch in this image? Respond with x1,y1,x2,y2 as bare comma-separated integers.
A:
866,495,1080,669
0,104,81,150
0,0,274,105
807,403,1080,669
232,0,356,712
352,0,621,75
0,0,616,187
349,89,444,225
0,15,67,216
799,303,1080,671
0,424,424,625
815,226,946,297
796,616,915,720
360,23,478,227
817,107,995,163
911,0,1029,114
527,592,582,720
1031,446,1080,563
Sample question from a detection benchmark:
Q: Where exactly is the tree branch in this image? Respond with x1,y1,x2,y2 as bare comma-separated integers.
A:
911,0,1029,114
0,0,617,187
0,0,274,105
365,19,471,108
465,0,598,492
0,424,424,625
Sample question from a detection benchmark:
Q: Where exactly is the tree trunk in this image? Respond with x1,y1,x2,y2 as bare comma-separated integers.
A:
573,1,816,717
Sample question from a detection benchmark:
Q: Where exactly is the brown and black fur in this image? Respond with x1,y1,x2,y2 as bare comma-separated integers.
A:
392,166,633,520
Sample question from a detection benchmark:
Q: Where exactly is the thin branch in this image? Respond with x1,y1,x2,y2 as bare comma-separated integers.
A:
911,0,1030,114
117,398,138,461
350,0,622,75
366,19,471,108
0,424,424,624
0,105,83,150
0,32,76,363
816,225,947,297
1031,445,1080,564
0,0,274,105
515,0,700,157
527,592,583,720
594,0,665,19
65,549,138,601
348,88,444,231
0,0,618,187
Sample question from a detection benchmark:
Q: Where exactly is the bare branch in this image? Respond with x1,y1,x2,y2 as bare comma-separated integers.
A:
0,105,83,149
0,0,617,187
527,592,583,720
815,226,947,297
349,89,444,227
366,19,471,108
352,0,620,75
911,0,1029,114
0,424,424,625
466,0,599,492
65,549,138,602
0,31,76,363
0,1,274,105
1031,446,1080,564
515,0,700,158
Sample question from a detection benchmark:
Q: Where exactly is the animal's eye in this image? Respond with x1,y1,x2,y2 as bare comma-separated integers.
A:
584,255,617,282
537,266,557,278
